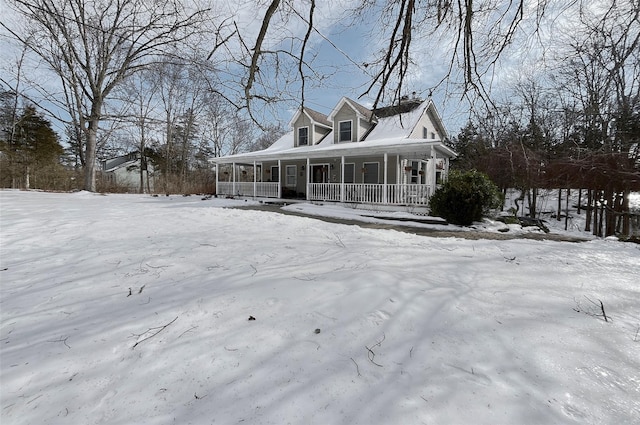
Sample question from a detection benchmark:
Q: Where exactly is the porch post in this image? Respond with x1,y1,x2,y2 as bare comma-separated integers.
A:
232,162,236,196
253,160,257,198
215,162,219,196
277,159,282,199
306,157,310,201
430,145,436,195
383,153,388,204
340,156,345,202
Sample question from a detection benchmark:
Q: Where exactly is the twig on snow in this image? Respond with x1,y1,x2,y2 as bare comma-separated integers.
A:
365,334,385,367
350,357,361,376
574,296,610,323
132,316,178,349
177,326,198,339
331,233,346,248
47,336,71,349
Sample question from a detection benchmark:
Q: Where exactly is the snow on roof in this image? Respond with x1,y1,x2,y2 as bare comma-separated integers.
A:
366,99,428,140
212,136,456,163
104,160,139,173
262,131,294,152
211,98,452,163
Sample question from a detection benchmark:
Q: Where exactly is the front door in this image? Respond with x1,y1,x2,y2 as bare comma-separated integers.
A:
311,164,329,183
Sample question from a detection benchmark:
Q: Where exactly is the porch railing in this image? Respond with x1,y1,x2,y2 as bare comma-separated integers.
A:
308,183,432,205
217,181,433,205
216,181,279,198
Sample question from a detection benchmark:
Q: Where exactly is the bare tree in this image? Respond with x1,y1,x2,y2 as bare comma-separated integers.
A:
0,44,29,188
4,0,207,191
235,0,562,111
116,69,161,193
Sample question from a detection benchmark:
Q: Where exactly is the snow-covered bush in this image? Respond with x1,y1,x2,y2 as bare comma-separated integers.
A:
429,170,503,225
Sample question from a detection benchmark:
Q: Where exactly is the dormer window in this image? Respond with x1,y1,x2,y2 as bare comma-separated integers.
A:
298,126,309,146
339,120,352,142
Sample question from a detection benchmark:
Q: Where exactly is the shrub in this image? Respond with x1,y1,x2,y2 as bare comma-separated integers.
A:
429,170,503,225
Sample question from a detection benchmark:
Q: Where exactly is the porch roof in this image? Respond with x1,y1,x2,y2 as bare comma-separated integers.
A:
211,136,457,165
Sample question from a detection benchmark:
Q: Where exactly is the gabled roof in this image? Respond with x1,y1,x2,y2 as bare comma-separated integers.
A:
423,100,448,139
211,97,455,164
365,98,447,140
327,97,376,122
288,106,332,129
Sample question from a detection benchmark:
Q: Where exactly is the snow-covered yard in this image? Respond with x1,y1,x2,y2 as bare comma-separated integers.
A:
1,190,639,425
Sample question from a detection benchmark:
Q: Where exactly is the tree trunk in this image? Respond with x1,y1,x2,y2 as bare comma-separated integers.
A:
577,189,582,215
597,191,605,237
84,119,99,192
565,188,570,231
604,188,615,237
557,188,562,221
622,189,630,236
585,189,592,232
165,111,172,195
527,187,538,218
139,122,146,194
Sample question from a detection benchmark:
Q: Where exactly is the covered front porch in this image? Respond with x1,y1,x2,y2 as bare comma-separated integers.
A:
214,147,450,207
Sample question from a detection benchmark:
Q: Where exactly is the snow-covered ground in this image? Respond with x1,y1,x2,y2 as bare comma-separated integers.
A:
1,190,639,425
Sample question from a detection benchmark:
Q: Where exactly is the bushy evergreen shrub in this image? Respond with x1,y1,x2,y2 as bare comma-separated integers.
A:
429,170,503,225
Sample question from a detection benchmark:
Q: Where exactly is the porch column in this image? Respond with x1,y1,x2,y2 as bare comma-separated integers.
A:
232,162,236,196
306,157,310,201
383,153,388,204
444,157,450,181
430,146,436,195
277,159,282,198
215,162,219,196
340,156,345,202
253,160,257,198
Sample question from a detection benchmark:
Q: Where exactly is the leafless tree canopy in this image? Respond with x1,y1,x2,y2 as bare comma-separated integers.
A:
3,0,208,191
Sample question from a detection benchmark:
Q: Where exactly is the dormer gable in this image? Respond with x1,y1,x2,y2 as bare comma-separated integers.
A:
289,107,332,147
327,97,377,144
407,99,448,141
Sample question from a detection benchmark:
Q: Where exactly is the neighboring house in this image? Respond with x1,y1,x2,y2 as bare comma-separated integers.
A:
100,151,154,193
211,95,457,209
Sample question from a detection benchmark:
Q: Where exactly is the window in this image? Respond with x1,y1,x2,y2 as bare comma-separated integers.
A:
339,120,352,142
343,163,355,183
285,165,296,187
270,166,279,182
410,161,419,184
423,127,437,139
298,127,309,146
